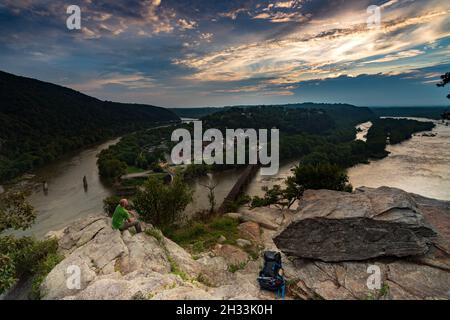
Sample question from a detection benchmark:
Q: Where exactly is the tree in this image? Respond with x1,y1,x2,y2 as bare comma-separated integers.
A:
0,191,35,232
103,195,121,217
134,176,193,226
251,183,303,210
98,158,127,181
436,72,450,120
289,163,353,192
436,72,450,89
200,182,218,214
1,191,35,294
0,191,46,296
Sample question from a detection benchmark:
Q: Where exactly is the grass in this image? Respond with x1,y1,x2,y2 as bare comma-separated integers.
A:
30,252,64,299
120,177,147,187
126,166,147,174
228,261,247,273
164,216,240,254
121,173,168,188
168,256,189,281
145,228,164,243
366,282,390,300
145,227,190,281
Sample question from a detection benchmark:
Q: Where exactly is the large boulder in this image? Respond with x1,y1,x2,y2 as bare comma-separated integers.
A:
274,187,437,261
40,214,267,300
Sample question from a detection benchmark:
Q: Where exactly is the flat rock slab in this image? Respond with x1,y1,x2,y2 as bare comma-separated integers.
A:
274,187,437,262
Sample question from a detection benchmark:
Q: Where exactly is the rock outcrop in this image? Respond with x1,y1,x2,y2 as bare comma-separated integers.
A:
274,187,437,261
273,187,450,300
40,186,450,300
40,215,273,300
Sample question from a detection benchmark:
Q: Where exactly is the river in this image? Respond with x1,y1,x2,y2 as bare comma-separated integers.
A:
245,118,450,202
348,118,450,201
6,117,449,238
7,139,119,238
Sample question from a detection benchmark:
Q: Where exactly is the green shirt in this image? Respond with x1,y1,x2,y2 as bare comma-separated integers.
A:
112,205,130,229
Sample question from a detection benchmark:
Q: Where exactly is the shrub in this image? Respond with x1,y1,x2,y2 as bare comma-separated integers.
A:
0,236,60,297
30,252,63,299
165,217,239,254
0,254,16,294
103,195,121,217
289,163,352,192
134,175,193,227
0,191,35,232
98,158,127,182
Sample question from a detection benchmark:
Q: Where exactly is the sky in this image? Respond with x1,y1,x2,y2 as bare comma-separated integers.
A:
0,0,449,108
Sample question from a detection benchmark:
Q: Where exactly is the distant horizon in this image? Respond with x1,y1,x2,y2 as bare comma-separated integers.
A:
1,1,449,107
2,68,448,110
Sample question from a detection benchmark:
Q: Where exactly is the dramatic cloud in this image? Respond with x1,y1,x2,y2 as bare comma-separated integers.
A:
0,0,449,107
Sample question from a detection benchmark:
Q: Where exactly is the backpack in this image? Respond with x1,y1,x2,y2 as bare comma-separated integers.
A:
257,251,285,298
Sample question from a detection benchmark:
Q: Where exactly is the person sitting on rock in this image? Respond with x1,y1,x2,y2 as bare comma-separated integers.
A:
112,199,142,233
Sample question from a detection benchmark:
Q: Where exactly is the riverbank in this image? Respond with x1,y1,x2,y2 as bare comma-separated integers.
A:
3,138,119,238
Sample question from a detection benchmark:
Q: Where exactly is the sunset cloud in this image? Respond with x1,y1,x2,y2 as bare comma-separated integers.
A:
0,0,448,107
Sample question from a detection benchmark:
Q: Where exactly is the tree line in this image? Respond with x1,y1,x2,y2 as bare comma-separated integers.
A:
0,70,179,183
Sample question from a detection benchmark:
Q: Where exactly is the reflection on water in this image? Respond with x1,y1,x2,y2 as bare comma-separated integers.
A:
185,169,246,216
355,121,372,142
245,161,298,198
348,118,450,201
10,139,119,238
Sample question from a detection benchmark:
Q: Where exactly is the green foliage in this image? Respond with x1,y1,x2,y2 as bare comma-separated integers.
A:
0,254,16,294
145,227,164,243
366,282,390,300
30,252,63,299
251,183,302,209
0,70,179,183
167,256,188,281
98,158,127,182
134,176,193,227
223,194,251,212
165,217,240,254
171,107,221,118
289,163,352,192
0,191,36,232
0,236,60,296
366,118,435,158
0,191,61,297
96,125,181,183
126,166,146,174
182,164,209,181
202,106,337,135
436,72,450,89
228,261,247,273
103,195,121,217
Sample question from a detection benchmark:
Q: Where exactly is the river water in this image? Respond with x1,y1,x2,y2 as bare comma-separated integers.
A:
348,118,450,201
6,117,449,238
8,139,119,238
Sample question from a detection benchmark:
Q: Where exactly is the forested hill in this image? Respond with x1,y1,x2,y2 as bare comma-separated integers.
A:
201,103,375,135
0,70,179,182
173,103,375,127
